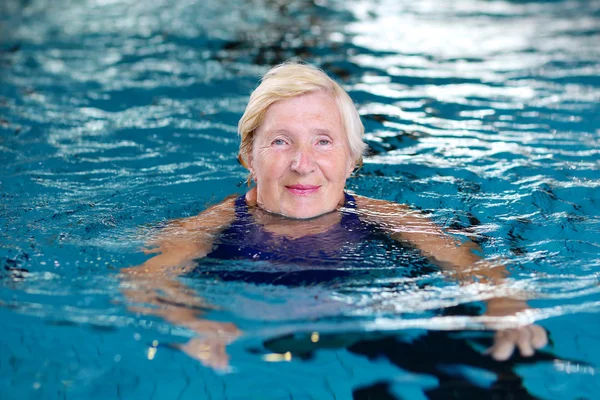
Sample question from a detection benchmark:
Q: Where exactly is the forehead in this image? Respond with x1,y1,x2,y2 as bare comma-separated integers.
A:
259,91,342,132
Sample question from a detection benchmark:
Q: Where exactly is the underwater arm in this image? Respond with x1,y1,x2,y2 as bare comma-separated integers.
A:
126,196,238,275
354,196,505,280
121,196,240,369
354,195,547,360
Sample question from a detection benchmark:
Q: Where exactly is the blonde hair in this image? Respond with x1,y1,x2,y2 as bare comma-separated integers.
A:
237,61,366,184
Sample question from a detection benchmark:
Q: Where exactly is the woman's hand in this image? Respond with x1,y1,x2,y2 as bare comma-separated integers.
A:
484,297,548,361
486,325,548,361
179,322,241,371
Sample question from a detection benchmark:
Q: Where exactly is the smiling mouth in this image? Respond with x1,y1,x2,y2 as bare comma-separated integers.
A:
285,184,321,195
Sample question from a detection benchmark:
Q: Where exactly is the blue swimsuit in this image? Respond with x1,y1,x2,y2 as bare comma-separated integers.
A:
205,193,374,264
191,193,435,286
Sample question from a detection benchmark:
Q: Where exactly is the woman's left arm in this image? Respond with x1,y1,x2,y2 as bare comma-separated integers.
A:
354,195,548,360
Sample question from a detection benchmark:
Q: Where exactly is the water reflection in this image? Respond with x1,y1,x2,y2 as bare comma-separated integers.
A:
119,193,554,383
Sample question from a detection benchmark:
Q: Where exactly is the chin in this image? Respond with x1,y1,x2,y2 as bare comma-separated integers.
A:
283,206,332,220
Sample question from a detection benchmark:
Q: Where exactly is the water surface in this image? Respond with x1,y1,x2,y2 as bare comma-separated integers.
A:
1,0,599,398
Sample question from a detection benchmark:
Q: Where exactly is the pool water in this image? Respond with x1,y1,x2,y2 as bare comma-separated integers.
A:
1,0,599,398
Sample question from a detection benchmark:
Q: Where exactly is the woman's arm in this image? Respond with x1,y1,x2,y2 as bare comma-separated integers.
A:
354,195,547,360
126,196,238,275
121,196,240,369
354,196,502,280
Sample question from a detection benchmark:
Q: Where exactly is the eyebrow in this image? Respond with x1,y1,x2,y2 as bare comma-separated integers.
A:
268,128,333,136
311,128,333,135
270,129,290,136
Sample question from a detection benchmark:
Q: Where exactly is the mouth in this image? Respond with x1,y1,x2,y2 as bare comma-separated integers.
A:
285,184,321,196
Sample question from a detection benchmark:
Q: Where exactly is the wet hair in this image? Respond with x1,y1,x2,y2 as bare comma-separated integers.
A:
237,61,366,184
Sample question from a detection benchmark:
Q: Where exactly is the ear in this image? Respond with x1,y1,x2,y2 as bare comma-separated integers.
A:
345,158,356,179
247,154,257,182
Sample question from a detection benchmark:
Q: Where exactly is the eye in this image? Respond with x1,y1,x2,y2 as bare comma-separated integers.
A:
272,138,287,146
317,138,331,146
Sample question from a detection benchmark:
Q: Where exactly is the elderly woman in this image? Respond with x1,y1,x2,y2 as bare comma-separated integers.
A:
124,62,547,369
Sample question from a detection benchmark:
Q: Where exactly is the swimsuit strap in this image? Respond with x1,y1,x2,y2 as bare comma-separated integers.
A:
343,192,357,209
340,192,362,228
234,194,248,216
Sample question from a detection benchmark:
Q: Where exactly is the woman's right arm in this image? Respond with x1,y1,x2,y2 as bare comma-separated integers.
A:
126,196,237,275
121,196,239,369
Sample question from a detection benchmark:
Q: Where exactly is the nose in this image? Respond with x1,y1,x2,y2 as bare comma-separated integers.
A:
290,145,316,174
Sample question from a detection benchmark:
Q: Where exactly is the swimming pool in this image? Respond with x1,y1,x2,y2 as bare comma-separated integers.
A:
1,0,599,398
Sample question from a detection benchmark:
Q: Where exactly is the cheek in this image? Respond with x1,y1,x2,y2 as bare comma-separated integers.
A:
323,153,353,181
254,150,285,181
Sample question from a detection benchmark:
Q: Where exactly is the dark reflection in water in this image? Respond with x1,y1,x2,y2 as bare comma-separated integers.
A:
260,313,567,400
210,0,362,83
348,332,549,400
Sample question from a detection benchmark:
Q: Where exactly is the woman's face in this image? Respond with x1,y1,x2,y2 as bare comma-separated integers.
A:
249,91,355,219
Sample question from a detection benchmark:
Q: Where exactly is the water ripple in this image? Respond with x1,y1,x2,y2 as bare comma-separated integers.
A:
0,1,599,395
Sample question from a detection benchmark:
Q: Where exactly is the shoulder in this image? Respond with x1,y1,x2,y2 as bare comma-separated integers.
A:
352,194,412,213
350,194,429,231
168,195,238,231
244,187,257,207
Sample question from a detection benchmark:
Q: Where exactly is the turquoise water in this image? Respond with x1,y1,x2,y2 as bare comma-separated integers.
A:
1,0,599,398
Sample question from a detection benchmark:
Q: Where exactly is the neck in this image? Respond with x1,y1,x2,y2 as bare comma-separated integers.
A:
245,187,344,238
